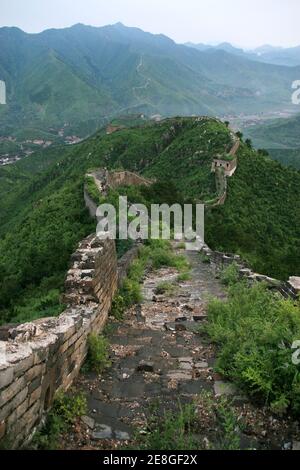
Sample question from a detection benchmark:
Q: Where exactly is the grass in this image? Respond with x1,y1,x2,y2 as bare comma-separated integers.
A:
111,239,190,320
131,394,242,450
219,263,240,286
177,272,192,282
84,175,102,205
84,334,112,374
203,281,300,416
30,391,87,450
155,281,177,296
133,403,198,450
199,251,211,264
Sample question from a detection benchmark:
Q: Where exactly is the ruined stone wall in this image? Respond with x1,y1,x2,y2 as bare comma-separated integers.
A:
209,138,239,207
200,243,299,300
0,167,151,448
0,235,118,448
84,189,98,218
107,171,153,189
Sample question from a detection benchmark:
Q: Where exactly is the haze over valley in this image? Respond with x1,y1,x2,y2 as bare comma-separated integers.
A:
1,22,300,166
0,0,300,454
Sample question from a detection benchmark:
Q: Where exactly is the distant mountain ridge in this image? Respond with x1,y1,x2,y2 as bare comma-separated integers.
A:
244,113,300,169
0,23,299,137
186,41,300,66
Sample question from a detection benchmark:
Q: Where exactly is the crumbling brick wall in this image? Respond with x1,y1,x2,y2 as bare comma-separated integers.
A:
0,235,118,448
200,243,300,300
107,171,153,189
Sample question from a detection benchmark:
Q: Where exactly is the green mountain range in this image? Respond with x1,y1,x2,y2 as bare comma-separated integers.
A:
0,117,299,324
186,42,300,67
244,113,300,168
0,23,299,137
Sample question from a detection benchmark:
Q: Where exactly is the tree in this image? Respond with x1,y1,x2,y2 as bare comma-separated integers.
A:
245,138,253,149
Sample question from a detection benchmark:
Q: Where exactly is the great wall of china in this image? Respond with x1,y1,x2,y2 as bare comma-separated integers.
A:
0,171,149,448
0,132,299,448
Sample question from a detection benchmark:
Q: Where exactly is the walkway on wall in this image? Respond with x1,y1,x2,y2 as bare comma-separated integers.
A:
63,245,296,450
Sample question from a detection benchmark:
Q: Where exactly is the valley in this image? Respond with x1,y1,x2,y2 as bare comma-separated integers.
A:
0,116,299,327
1,23,299,147
0,15,300,453
243,112,300,169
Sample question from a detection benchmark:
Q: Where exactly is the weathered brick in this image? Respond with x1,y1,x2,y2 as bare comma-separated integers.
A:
13,355,34,378
0,420,6,440
28,386,42,407
0,367,14,391
0,376,25,404
0,229,125,447
28,376,41,394
7,397,29,426
0,386,28,422
25,363,45,382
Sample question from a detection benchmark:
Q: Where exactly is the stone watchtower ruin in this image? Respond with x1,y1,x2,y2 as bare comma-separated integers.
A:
211,156,237,177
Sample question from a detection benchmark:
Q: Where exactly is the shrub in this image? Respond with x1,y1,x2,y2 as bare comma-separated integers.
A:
84,176,102,204
216,398,240,450
121,278,143,306
176,241,186,250
199,252,211,264
155,281,176,296
204,282,300,415
146,240,190,272
177,272,192,282
220,263,240,286
111,239,190,320
31,391,87,450
86,334,111,374
131,395,242,451
134,403,198,450
111,294,126,320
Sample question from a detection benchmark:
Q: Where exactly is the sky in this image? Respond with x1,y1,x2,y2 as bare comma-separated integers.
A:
1,0,300,48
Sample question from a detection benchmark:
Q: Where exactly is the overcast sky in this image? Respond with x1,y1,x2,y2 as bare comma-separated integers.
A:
1,0,299,48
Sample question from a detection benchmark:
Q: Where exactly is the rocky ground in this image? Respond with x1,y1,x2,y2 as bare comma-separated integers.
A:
62,247,300,451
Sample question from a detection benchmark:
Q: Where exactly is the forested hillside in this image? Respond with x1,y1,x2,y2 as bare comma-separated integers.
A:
0,117,299,325
0,23,298,138
244,113,300,169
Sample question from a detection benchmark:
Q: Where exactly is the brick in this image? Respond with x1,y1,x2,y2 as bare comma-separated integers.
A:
7,397,29,426
13,355,34,378
0,376,25,403
0,368,14,391
0,387,28,422
28,386,42,407
28,376,41,394
0,420,6,440
25,364,45,382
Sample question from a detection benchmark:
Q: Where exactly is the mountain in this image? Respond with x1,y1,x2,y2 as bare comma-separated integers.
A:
244,113,300,169
187,41,300,67
245,113,300,149
252,45,300,67
186,41,245,56
0,117,299,324
253,45,283,55
0,23,299,139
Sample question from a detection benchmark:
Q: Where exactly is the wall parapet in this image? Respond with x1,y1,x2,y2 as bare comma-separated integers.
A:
199,242,300,300
107,170,153,189
0,235,119,447
0,166,153,447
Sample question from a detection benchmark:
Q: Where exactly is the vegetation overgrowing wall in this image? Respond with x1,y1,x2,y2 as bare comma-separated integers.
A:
200,243,300,300
107,171,153,189
0,169,150,448
0,235,118,447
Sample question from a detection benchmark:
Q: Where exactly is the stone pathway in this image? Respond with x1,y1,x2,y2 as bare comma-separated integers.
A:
64,247,299,450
